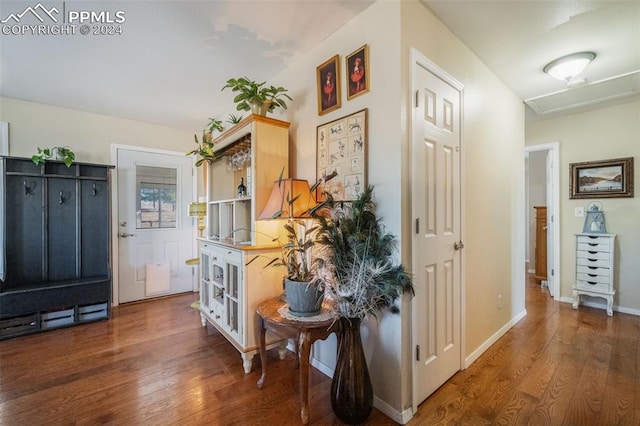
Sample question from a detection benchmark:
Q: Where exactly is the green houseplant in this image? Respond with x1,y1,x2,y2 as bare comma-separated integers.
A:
31,146,76,167
227,113,244,125
314,185,413,424
206,118,224,133
222,77,292,115
186,131,217,167
247,171,336,316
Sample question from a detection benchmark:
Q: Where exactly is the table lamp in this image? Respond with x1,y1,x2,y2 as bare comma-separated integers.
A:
188,201,207,237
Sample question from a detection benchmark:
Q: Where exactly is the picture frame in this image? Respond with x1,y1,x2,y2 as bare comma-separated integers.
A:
316,108,367,202
569,157,634,199
316,54,341,116
346,44,369,100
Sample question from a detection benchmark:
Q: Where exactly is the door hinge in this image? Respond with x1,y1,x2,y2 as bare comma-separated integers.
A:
415,218,420,234
416,345,420,361
551,269,555,277
415,90,419,108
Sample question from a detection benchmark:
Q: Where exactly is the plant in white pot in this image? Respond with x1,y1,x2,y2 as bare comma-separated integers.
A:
221,77,292,115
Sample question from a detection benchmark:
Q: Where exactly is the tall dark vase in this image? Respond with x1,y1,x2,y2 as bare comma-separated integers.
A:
331,317,373,424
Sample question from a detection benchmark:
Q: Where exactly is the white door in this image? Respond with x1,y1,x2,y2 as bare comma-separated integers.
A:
545,151,555,297
116,146,195,303
412,57,462,405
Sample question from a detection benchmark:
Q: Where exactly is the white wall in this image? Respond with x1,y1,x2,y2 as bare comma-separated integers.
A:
527,99,640,314
272,0,526,417
401,1,526,359
0,97,194,163
270,0,407,414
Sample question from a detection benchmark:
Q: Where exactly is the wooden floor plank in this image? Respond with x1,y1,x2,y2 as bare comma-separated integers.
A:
1,273,638,425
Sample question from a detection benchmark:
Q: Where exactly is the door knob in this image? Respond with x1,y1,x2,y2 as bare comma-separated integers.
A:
119,232,136,238
454,241,464,250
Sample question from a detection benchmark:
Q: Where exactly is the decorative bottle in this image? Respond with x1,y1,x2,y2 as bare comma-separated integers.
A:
237,177,246,198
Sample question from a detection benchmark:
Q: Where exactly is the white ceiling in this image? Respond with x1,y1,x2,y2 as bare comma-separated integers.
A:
1,1,639,130
421,0,640,120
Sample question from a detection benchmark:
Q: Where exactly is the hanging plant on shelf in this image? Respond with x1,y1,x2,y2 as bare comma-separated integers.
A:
31,146,76,167
186,131,217,167
206,118,224,133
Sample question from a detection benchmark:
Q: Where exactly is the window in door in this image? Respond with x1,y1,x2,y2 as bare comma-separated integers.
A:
135,165,177,229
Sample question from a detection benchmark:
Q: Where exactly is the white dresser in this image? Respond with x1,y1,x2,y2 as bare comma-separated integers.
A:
573,233,616,316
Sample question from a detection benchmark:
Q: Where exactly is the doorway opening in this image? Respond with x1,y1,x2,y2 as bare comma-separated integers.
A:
524,143,560,301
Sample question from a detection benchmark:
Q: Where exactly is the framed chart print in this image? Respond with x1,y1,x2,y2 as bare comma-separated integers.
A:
316,108,367,201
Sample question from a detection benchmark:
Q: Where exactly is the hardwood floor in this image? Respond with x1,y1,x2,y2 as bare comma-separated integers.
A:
412,275,640,425
1,276,637,425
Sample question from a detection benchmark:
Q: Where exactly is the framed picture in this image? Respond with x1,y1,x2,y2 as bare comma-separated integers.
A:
316,108,367,201
316,55,341,116
346,44,369,100
569,157,634,199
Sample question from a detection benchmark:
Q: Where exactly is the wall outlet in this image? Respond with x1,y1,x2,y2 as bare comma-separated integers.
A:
497,294,503,309
575,207,584,217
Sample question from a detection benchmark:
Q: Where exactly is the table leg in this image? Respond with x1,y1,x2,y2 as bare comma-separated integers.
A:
298,330,311,425
256,315,267,389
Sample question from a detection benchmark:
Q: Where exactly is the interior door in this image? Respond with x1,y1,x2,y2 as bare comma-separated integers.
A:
545,150,555,297
116,147,195,303
412,59,462,405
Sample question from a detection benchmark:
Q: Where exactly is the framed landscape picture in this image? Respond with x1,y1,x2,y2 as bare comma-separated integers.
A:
316,109,367,201
316,55,341,116
569,157,634,199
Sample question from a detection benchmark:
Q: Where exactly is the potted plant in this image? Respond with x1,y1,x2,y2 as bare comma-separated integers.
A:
227,113,244,125
314,185,413,424
221,77,292,115
247,172,336,316
31,146,76,167
186,131,217,167
206,118,224,133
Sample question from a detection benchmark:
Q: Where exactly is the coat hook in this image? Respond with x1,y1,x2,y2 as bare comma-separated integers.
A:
59,191,64,204
24,180,32,195
92,183,97,196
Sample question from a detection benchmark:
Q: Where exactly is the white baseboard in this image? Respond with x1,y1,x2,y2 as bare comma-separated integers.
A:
310,356,334,378
372,395,411,424
561,297,640,316
464,308,527,368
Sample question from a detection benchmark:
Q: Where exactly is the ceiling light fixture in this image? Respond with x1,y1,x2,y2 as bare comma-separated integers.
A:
543,51,596,82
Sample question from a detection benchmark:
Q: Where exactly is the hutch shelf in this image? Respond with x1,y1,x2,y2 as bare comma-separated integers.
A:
198,115,290,372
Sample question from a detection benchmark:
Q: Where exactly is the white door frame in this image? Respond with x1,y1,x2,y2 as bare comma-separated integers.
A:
524,142,560,301
409,48,466,413
110,144,197,307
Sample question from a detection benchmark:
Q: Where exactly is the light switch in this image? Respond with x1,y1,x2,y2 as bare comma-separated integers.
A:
575,207,584,217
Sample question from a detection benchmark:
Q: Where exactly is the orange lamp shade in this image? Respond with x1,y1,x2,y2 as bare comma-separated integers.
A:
258,178,317,220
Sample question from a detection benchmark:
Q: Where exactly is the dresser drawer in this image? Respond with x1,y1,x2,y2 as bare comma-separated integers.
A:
576,273,610,284
577,265,609,276
577,235,611,246
576,257,609,268
577,242,610,252
576,250,609,261
576,280,610,294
